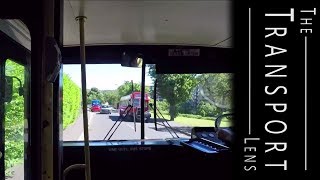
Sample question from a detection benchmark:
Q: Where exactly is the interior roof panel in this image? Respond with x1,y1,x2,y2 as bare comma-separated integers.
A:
63,0,232,47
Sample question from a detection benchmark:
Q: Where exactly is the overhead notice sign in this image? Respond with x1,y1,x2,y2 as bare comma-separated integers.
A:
168,49,200,56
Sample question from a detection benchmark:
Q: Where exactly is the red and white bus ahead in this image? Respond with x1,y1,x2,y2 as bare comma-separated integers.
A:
119,91,151,122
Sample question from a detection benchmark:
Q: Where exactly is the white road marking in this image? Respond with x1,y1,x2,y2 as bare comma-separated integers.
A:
126,123,134,130
78,112,94,140
125,123,149,139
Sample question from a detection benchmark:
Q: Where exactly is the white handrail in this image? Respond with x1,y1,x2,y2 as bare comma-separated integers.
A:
77,15,92,180
62,15,92,180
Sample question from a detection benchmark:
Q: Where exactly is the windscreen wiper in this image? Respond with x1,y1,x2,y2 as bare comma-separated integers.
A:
103,105,133,140
149,104,179,138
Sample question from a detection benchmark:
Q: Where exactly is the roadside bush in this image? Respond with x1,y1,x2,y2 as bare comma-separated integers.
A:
4,60,25,175
156,100,169,114
63,74,82,129
179,113,202,119
3,61,81,176
202,116,215,120
179,100,197,114
179,113,214,120
196,101,216,117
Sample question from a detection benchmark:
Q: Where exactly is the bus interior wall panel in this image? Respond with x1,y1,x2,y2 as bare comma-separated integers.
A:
53,0,64,179
54,0,64,48
62,45,233,73
0,7,45,179
53,71,63,180
0,1,31,19
24,54,31,180
29,7,46,180
0,31,30,65
63,141,232,180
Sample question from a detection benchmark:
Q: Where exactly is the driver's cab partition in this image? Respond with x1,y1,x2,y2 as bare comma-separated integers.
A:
63,140,232,180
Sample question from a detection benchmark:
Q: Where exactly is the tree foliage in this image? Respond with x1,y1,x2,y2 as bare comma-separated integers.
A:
87,87,103,103
196,101,217,117
4,60,25,175
148,65,197,120
101,90,119,107
3,60,83,175
63,74,82,129
197,73,233,112
117,81,141,97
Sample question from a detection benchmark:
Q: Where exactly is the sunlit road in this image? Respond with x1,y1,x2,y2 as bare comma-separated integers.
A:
63,111,191,141
7,112,191,180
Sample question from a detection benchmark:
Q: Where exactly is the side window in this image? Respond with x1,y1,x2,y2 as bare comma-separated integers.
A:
3,59,29,179
1,19,31,180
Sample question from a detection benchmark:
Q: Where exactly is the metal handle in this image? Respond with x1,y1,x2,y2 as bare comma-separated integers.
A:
63,164,86,180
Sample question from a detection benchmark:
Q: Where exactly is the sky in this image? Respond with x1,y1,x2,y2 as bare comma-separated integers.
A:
63,64,153,90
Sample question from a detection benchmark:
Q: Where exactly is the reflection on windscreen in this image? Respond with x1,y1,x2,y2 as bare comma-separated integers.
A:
62,64,233,142
147,64,234,139
133,99,140,107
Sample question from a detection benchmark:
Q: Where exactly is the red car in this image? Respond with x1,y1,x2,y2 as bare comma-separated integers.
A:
91,105,101,112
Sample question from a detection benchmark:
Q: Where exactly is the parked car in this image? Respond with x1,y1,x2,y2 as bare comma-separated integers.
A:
100,105,114,114
91,104,101,112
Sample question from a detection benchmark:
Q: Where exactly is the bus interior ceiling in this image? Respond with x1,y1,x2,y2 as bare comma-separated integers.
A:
1,0,233,180
62,0,233,72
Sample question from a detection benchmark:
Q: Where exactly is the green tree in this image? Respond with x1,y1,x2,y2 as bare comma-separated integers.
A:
101,90,119,107
4,60,25,175
87,87,103,103
148,65,197,120
117,81,141,97
196,101,217,117
197,74,233,114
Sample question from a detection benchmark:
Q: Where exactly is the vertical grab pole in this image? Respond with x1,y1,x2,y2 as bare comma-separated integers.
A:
132,80,136,132
140,62,146,139
153,79,157,131
76,16,91,180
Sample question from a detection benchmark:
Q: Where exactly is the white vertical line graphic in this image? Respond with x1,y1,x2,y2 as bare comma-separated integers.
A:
249,8,252,135
305,36,308,171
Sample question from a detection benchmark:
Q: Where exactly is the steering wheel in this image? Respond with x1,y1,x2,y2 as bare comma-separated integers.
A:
215,113,234,144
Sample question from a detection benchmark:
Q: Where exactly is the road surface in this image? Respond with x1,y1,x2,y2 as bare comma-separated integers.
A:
7,111,193,179
63,111,192,141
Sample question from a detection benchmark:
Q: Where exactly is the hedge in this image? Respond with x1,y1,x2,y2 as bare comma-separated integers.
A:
62,74,81,129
